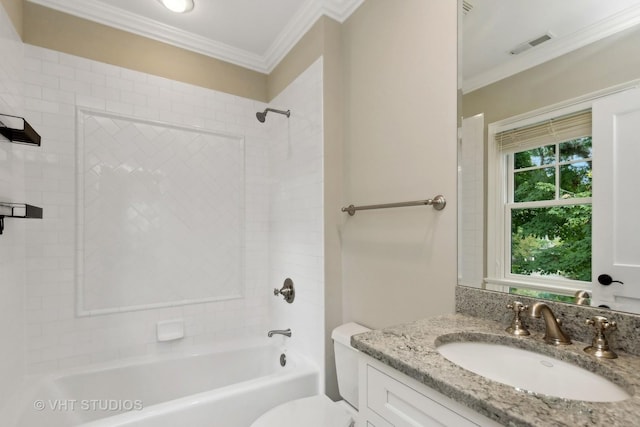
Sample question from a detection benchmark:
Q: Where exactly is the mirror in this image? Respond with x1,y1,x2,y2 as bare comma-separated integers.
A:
458,0,640,314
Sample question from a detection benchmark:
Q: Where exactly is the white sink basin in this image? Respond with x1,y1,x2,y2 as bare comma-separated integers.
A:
437,341,630,402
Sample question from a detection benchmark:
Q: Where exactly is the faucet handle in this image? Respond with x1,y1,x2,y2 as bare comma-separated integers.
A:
505,301,530,336
574,290,591,305
273,278,295,303
586,315,617,331
584,316,618,359
507,301,528,312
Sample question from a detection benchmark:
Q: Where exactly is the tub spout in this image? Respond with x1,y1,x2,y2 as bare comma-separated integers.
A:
268,328,291,338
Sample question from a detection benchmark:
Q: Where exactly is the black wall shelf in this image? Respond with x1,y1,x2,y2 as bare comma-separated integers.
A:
0,112,44,235
0,203,43,235
0,113,41,146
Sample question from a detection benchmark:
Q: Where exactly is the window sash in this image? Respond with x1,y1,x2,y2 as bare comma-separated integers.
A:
507,147,592,205
506,197,592,210
505,195,592,285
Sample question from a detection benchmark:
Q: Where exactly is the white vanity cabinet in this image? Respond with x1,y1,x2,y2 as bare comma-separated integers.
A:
358,354,503,427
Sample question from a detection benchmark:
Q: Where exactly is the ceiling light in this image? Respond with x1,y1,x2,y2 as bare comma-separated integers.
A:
158,0,194,13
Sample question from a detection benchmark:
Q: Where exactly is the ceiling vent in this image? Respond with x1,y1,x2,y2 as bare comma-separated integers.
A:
510,33,553,55
462,0,473,15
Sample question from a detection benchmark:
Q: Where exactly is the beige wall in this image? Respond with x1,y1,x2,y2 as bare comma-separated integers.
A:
22,2,268,102
340,0,457,329
0,0,22,38
18,2,343,103
463,25,640,124
268,17,326,101
320,17,345,401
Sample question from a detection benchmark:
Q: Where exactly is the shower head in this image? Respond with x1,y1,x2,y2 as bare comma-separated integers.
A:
256,107,290,123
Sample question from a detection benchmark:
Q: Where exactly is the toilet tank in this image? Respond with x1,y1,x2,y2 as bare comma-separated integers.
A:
331,322,371,410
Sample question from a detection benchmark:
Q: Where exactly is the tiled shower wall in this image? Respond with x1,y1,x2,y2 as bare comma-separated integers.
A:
458,115,484,287
0,4,26,404
268,59,324,384
22,44,273,371
18,42,302,373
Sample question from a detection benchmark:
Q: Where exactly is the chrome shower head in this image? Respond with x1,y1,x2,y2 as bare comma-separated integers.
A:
256,107,290,123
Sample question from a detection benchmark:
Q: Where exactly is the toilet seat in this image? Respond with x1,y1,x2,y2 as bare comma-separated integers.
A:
250,395,354,427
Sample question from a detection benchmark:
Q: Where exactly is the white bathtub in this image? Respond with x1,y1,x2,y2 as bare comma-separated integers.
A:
9,342,318,427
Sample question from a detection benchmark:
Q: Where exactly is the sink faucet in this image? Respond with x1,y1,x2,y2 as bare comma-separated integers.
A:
529,302,571,345
268,328,291,338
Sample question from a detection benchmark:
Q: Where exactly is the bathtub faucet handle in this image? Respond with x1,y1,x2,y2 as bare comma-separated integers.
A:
274,278,295,303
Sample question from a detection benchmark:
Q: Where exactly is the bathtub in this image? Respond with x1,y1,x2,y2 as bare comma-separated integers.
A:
9,341,318,427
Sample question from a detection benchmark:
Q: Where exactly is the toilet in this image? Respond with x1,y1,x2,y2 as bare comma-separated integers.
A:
251,322,371,427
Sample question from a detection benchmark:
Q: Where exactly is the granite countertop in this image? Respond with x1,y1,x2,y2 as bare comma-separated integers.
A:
351,313,640,427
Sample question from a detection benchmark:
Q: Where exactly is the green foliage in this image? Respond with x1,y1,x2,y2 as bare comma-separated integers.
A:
509,288,575,303
510,137,592,282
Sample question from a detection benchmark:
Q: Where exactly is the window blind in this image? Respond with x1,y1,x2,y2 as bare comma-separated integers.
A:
495,110,591,153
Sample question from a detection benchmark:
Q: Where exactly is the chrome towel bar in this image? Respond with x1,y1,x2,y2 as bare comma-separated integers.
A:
341,195,446,216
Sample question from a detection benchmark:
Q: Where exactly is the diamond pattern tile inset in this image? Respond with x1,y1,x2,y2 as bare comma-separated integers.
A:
78,111,245,312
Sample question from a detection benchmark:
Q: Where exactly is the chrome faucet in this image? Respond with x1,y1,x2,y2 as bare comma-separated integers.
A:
529,302,571,345
268,328,292,338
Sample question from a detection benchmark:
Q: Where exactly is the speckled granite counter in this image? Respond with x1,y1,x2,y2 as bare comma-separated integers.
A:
352,314,640,427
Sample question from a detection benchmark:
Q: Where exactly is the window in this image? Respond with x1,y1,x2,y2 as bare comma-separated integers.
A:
487,109,593,294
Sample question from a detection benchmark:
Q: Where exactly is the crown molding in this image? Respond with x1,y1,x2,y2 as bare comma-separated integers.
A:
27,0,268,72
463,3,640,94
263,0,324,72
324,0,366,22
26,0,364,75
263,0,364,72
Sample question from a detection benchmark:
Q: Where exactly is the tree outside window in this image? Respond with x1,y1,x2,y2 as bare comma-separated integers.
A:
509,136,592,282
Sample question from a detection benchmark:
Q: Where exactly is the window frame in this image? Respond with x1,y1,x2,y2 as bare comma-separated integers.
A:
486,101,595,297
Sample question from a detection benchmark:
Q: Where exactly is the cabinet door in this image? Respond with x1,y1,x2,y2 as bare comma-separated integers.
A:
366,365,481,427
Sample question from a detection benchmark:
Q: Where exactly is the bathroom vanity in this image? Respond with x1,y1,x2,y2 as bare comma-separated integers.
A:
358,352,502,426
352,288,640,427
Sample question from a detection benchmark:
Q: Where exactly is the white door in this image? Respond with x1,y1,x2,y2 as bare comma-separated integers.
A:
592,88,640,311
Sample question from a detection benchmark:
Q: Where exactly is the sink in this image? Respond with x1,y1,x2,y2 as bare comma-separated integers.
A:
436,341,630,402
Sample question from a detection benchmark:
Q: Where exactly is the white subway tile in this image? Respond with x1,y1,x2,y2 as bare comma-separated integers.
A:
23,56,42,73
60,78,91,94
35,48,60,63
58,354,93,370
13,46,328,376
41,61,75,79
58,54,91,71
106,75,133,91
76,94,106,110
75,69,106,86
106,99,134,116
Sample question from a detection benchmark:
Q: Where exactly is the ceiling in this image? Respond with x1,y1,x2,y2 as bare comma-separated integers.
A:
26,0,364,73
463,0,640,93
26,0,640,91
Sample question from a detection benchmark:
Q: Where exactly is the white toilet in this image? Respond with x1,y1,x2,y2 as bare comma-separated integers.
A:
251,322,371,427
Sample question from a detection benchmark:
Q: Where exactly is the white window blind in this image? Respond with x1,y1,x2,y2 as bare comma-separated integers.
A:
495,109,591,153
